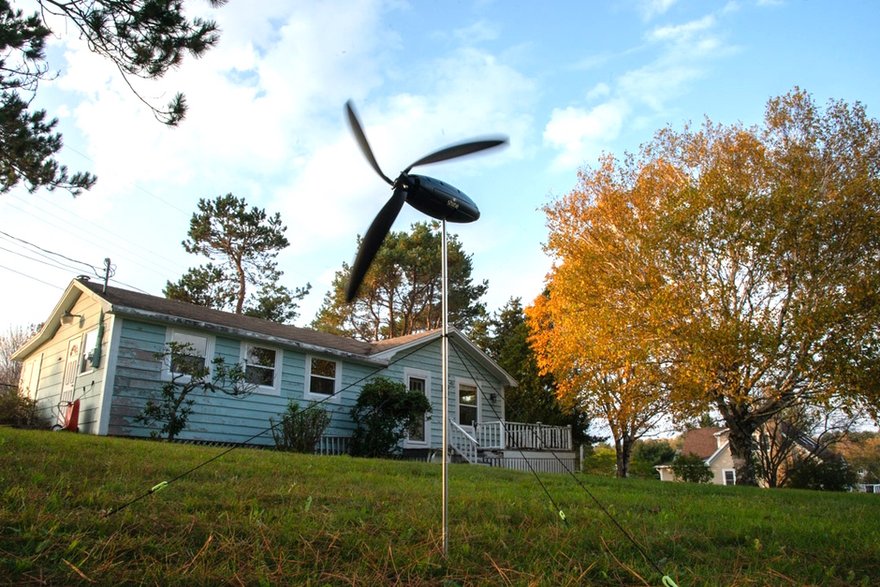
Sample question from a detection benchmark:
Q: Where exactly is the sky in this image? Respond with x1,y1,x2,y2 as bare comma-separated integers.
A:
2,0,879,334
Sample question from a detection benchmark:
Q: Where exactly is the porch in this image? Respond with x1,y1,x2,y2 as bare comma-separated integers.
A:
449,420,576,473
474,421,573,451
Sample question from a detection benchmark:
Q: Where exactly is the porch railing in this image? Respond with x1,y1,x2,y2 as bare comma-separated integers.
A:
475,421,572,451
449,421,478,464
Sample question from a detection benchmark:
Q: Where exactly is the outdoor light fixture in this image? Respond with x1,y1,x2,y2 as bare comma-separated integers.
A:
489,393,497,403
60,311,84,327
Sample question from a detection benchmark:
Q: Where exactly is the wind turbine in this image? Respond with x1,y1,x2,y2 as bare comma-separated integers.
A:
343,100,507,555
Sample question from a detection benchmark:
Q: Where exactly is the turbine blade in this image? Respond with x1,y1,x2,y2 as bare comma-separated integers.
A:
345,188,406,302
346,101,394,186
405,136,508,173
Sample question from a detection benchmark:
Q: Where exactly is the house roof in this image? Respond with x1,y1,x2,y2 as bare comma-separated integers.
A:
79,279,378,358
681,427,726,460
13,278,518,386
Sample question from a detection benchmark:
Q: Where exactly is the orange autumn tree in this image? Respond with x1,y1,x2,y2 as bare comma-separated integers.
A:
530,89,880,485
526,156,678,478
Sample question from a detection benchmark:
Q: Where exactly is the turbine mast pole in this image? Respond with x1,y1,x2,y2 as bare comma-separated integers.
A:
441,219,449,557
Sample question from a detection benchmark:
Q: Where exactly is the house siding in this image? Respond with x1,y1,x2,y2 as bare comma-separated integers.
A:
14,280,515,454
19,293,110,434
103,317,508,449
378,338,508,449
710,448,737,485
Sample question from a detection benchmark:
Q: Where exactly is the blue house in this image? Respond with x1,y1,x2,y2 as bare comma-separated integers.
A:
13,277,575,470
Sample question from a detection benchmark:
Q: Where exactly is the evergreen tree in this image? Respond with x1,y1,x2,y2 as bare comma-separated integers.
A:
312,221,487,340
1,0,225,196
165,194,310,323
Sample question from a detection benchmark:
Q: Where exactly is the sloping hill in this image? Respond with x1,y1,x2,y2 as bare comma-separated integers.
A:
1,427,878,585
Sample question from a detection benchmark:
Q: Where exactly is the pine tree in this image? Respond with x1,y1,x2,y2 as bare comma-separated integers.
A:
0,0,225,196
165,194,310,323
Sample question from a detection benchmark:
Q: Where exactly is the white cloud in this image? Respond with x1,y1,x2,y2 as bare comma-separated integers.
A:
542,101,628,169
453,20,501,44
586,82,612,101
543,9,733,171
649,15,716,43
639,0,679,20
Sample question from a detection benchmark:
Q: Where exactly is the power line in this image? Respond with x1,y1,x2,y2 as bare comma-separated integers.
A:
4,195,184,278
0,263,65,290
0,229,100,275
0,244,83,274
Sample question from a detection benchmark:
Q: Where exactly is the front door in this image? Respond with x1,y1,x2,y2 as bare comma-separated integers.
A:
61,337,80,403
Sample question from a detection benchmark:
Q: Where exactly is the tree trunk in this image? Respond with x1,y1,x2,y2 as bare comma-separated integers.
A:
614,435,633,478
235,256,246,314
724,420,759,486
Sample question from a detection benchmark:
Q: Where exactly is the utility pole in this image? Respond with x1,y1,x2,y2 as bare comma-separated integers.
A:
102,258,111,293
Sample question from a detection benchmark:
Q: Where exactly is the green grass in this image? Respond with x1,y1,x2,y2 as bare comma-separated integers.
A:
1,428,878,586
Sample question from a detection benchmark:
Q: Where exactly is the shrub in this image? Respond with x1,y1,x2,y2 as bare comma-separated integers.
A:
135,342,254,441
0,387,45,428
271,402,330,453
671,452,714,483
787,457,856,491
581,445,618,476
349,377,431,458
629,439,677,479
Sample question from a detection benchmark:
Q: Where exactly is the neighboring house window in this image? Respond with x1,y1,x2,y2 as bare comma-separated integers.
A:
405,369,430,444
307,356,339,399
79,329,99,374
242,343,281,394
166,329,212,378
723,469,736,486
458,380,478,426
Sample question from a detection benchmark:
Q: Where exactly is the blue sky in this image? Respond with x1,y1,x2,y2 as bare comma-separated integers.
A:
2,0,879,333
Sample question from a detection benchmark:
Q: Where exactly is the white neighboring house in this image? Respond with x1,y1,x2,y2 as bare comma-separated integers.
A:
656,427,738,486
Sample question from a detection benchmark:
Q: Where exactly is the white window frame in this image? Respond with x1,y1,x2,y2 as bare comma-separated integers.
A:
404,368,431,446
455,377,479,427
305,355,340,402
79,328,100,375
163,328,215,381
723,468,736,486
240,342,282,395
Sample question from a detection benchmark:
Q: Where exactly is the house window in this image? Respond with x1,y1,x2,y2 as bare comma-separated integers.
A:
723,469,736,486
458,381,478,426
166,329,211,377
242,344,281,393
79,329,99,374
307,357,339,398
405,370,430,444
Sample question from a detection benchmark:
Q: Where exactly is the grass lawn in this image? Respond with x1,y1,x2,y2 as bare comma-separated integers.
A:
1,427,878,586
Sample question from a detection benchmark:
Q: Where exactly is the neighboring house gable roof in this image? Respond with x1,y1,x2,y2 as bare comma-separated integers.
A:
681,427,726,460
